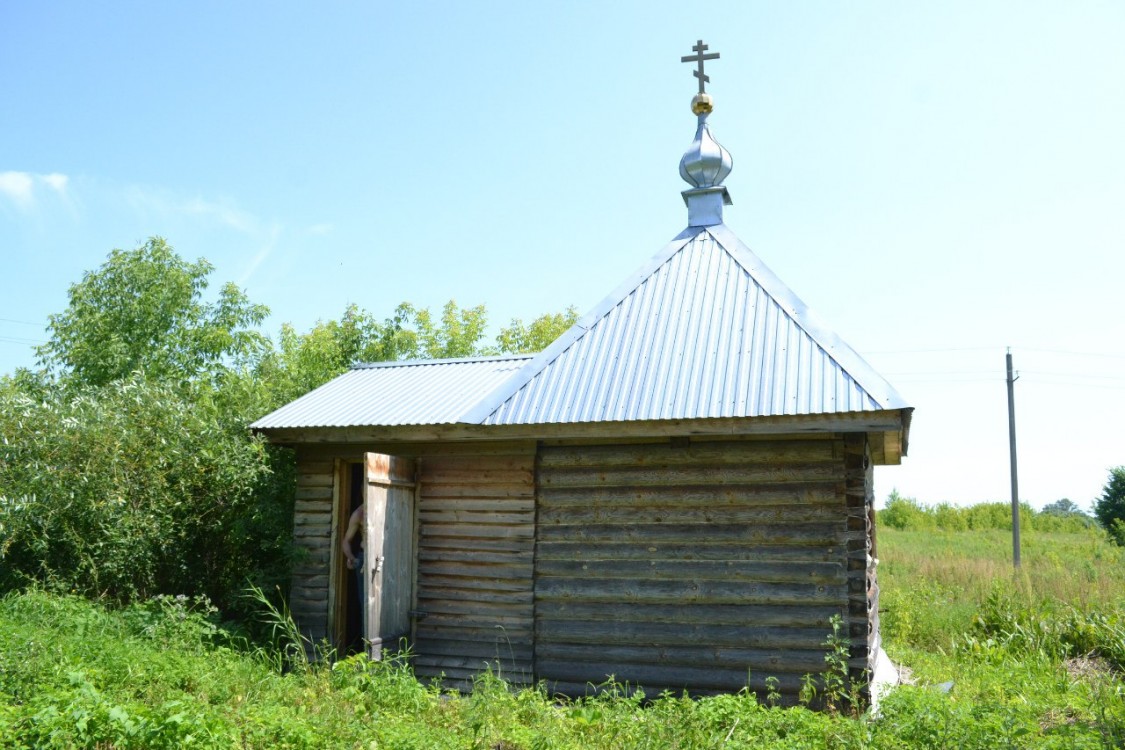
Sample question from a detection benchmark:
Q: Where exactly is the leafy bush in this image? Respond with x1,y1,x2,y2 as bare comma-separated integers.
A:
0,376,293,612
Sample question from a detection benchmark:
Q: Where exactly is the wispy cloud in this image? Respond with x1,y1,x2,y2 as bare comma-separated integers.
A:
0,171,60,211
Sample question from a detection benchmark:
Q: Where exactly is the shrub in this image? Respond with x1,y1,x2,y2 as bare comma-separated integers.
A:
0,376,293,612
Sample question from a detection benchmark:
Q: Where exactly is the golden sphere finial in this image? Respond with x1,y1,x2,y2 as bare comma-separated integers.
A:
691,93,713,116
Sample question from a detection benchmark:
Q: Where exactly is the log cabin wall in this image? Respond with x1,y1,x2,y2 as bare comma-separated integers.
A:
843,434,878,696
412,447,537,689
289,452,336,644
533,436,852,701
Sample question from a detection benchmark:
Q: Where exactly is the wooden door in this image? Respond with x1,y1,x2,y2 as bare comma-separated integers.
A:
364,453,416,659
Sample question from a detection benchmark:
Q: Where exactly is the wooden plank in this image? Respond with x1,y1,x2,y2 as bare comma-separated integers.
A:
419,509,533,526
536,521,843,545
296,486,333,501
537,484,839,508
537,503,839,527
419,549,534,564
538,463,842,489
419,536,531,553
417,638,533,661
418,573,535,591
418,497,535,512
535,559,845,584
293,500,332,515
536,601,841,627
538,440,841,468
535,578,846,606
419,483,534,499
416,622,534,642
419,468,534,485
413,611,534,631
421,523,535,540
416,587,533,605
293,525,332,538
296,472,334,488
418,563,534,582
534,620,836,650
293,514,333,527
535,541,843,562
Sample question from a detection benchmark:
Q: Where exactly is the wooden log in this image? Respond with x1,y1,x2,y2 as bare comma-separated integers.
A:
420,483,534,499
536,521,843,545
419,548,533,564
537,503,839,527
538,463,841,489
534,558,846,585
535,601,842,627
535,541,843,562
419,509,534,526
418,563,534,583
417,639,534,661
420,523,534,540
418,575,535,593
417,587,534,605
415,619,533,639
419,536,531,552
535,578,846,606
536,484,839,508
538,440,841,468
418,497,536,512
534,620,836,650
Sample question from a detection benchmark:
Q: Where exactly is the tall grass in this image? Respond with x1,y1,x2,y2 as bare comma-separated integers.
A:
2,517,1123,747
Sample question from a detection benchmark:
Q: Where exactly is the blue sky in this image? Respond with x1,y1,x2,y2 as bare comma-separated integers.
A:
3,2,1123,510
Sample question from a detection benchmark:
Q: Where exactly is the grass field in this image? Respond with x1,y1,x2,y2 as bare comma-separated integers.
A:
1,524,1123,748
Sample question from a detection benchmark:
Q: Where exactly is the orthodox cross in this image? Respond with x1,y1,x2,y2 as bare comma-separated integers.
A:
681,40,720,94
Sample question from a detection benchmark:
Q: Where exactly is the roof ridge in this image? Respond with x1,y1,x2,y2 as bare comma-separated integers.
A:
702,224,910,410
455,227,704,424
353,353,533,370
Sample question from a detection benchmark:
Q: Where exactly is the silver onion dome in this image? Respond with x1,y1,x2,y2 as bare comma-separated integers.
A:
679,94,733,189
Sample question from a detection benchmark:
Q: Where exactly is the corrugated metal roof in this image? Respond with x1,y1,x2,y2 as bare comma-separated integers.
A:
465,225,909,426
250,355,532,429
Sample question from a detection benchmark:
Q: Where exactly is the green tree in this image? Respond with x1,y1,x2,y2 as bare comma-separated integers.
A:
37,237,269,388
494,306,579,354
1041,498,1084,517
1094,466,1125,545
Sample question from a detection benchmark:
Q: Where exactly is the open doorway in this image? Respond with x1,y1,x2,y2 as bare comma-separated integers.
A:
334,462,365,655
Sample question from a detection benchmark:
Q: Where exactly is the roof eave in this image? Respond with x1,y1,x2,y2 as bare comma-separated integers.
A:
253,409,909,447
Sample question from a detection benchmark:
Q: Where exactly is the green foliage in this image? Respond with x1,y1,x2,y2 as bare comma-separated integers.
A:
1094,466,1125,545
0,375,292,611
879,489,930,530
493,305,579,354
878,493,1092,535
2,580,1124,748
37,237,268,388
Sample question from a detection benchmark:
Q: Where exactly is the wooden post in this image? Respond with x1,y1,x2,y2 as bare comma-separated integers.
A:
1006,349,1020,568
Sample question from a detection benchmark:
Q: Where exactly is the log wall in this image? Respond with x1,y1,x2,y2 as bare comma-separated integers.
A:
411,449,537,688
289,452,336,644
534,437,852,700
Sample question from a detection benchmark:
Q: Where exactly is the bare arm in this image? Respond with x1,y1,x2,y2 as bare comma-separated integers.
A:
342,504,364,569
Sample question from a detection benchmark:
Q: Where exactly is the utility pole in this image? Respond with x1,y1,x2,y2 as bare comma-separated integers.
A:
1006,348,1020,568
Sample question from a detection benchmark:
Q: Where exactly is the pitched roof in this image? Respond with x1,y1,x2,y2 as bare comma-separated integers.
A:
461,224,909,426
249,355,532,429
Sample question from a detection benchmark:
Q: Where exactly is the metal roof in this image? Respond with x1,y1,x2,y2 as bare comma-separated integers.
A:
250,355,532,429
463,224,910,426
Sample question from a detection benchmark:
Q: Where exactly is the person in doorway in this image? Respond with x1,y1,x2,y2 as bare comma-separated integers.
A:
342,503,366,640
